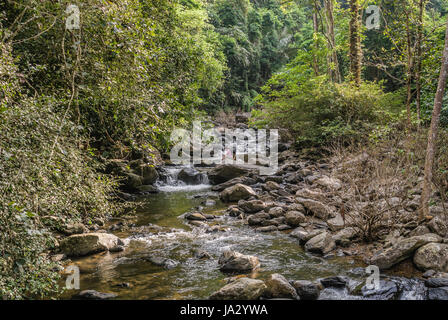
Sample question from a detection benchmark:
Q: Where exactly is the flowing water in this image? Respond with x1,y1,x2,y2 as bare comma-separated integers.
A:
58,166,426,300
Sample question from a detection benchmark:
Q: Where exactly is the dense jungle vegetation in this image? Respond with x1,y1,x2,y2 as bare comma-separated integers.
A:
1,0,448,299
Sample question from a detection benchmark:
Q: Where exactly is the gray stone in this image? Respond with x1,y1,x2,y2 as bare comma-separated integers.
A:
413,243,448,272
285,211,306,227
370,233,442,270
220,184,256,203
209,277,266,300
74,290,117,300
218,250,260,272
60,233,124,257
305,231,336,255
291,280,320,300
265,274,298,299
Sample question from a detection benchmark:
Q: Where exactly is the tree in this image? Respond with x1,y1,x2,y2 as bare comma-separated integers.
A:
324,0,341,82
420,14,448,219
349,0,362,86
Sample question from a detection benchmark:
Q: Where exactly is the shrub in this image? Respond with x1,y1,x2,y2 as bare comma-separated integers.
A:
251,77,398,146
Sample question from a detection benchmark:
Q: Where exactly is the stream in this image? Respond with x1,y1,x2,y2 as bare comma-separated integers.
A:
59,166,428,300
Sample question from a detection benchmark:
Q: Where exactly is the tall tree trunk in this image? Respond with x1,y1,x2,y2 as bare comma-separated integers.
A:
420,15,448,219
405,9,414,129
415,0,426,129
325,0,341,82
312,9,320,76
349,0,362,86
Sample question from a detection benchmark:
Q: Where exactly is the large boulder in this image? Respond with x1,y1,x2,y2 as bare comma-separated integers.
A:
218,250,260,272
304,231,336,255
60,233,124,257
285,211,306,227
413,243,448,272
265,273,298,299
290,227,325,243
360,280,399,300
220,184,256,203
296,198,335,220
208,164,251,185
138,165,159,185
291,280,320,300
370,233,442,270
122,172,143,191
248,212,270,226
209,277,266,300
178,167,205,185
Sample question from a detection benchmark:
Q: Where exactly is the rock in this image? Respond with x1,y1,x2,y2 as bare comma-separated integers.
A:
211,176,257,192
209,277,266,300
327,213,346,232
295,188,325,201
297,198,335,220
74,290,117,300
428,287,448,300
62,223,88,236
370,233,442,270
218,250,260,272
360,280,398,300
208,164,251,185
122,172,143,191
238,200,266,213
185,212,207,221
425,278,448,288
139,165,159,185
268,207,284,218
248,212,270,226
220,184,256,203
143,256,179,270
408,225,431,237
178,167,205,185
320,276,348,288
332,227,357,245
428,216,448,237
285,211,306,227
313,176,342,190
291,280,320,300
256,225,278,232
423,270,437,278
305,231,336,255
264,181,280,191
265,274,298,299
290,227,324,243
413,243,448,272
60,233,124,257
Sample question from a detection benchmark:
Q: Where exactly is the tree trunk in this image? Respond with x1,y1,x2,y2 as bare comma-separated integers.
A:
405,10,414,129
325,0,341,82
415,0,426,129
312,9,320,76
420,15,448,219
349,0,362,86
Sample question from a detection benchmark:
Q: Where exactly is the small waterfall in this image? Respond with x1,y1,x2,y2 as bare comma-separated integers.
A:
155,166,210,192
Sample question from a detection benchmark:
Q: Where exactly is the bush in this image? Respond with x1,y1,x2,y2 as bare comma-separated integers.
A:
251,77,398,146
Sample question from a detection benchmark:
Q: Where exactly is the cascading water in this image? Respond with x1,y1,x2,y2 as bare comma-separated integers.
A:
155,166,211,192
